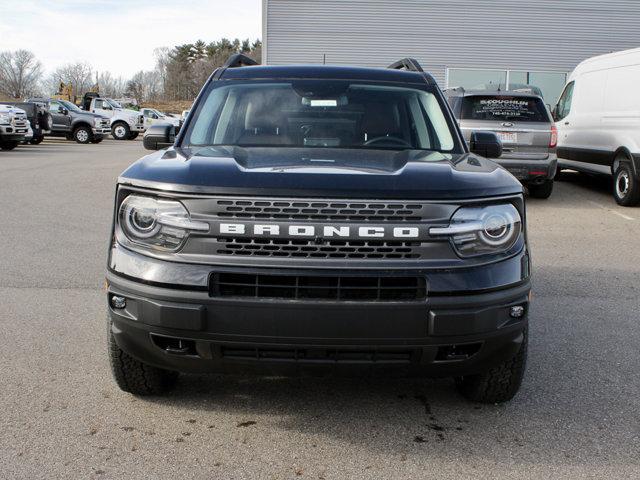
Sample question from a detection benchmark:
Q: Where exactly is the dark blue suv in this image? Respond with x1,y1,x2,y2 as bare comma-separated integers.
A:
106,55,530,403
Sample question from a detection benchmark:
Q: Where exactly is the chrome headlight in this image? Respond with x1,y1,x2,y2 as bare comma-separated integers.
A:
430,204,522,257
117,195,209,251
0,114,11,124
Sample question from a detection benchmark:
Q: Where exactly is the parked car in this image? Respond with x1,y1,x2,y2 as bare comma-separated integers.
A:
0,104,29,150
445,88,557,199
106,55,531,404
82,94,145,140
554,47,640,206
26,98,111,144
3,100,52,144
140,108,181,132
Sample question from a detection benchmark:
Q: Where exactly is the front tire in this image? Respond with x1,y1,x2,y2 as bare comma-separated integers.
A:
108,320,178,395
0,140,19,150
111,122,130,140
613,161,640,206
30,135,44,145
456,328,527,403
73,125,92,144
528,179,554,199
91,137,103,144
127,132,139,140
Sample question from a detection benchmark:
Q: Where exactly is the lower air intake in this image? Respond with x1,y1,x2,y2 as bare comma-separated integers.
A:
210,272,426,302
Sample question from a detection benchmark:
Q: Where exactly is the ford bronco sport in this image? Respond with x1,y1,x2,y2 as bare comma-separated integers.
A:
107,55,531,403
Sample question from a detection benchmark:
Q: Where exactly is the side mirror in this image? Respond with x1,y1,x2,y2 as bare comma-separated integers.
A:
469,131,502,159
143,123,175,150
61,107,69,115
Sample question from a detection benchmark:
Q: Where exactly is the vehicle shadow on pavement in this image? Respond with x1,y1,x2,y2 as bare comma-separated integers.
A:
555,170,611,195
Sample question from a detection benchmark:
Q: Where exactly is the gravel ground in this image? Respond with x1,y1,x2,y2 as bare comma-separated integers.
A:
1,138,639,479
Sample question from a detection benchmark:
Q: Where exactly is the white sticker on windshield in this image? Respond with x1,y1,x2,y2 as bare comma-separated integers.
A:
309,99,337,107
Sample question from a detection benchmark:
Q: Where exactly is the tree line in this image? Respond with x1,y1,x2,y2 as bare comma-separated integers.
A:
0,38,261,104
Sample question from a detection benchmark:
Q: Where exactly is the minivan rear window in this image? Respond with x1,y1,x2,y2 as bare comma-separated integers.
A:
460,96,550,122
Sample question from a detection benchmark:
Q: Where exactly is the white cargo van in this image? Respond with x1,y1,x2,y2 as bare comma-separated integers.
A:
554,47,640,206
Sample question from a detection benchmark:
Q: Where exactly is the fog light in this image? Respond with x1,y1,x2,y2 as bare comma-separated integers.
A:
510,305,525,318
111,295,126,309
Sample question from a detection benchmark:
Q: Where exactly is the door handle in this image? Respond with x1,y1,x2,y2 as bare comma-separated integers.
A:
564,121,570,125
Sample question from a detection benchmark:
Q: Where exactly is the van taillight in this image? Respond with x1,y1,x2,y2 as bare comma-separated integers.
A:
549,124,558,148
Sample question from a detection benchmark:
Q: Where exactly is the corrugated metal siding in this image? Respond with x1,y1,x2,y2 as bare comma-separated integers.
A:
264,0,640,85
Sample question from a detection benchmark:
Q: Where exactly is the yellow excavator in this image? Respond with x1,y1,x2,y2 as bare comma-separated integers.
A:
52,82,99,106
52,82,74,102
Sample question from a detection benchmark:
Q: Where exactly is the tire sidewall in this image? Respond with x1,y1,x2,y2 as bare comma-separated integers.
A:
112,123,130,140
613,162,638,206
74,126,92,144
1,140,19,150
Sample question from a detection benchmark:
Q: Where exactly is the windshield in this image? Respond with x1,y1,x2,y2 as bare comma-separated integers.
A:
106,99,122,109
460,95,550,123
183,81,457,152
58,100,82,112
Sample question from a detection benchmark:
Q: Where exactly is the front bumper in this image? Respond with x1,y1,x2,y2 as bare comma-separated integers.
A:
0,124,28,140
93,127,111,135
131,124,145,132
495,154,557,183
107,262,530,377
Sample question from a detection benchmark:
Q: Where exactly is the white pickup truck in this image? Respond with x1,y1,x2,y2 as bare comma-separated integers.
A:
140,108,181,132
83,95,145,140
0,104,30,150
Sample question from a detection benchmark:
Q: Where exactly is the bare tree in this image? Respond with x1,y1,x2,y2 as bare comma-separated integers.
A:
97,71,126,97
127,70,162,103
48,62,93,102
0,50,43,99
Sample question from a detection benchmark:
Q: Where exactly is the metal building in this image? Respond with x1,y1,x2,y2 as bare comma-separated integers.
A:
262,0,640,104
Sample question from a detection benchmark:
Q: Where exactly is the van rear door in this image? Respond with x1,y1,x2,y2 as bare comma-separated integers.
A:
459,95,553,159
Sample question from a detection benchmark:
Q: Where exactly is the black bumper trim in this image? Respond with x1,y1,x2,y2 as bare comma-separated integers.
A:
107,272,530,376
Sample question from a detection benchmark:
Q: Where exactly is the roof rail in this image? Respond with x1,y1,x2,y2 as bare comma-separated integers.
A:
223,53,258,68
387,58,424,72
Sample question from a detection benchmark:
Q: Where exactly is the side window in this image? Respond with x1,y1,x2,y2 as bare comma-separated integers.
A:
554,81,574,121
49,101,61,112
94,99,104,109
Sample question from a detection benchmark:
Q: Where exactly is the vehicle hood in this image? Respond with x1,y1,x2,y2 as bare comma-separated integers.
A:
119,146,522,199
0,104,26,115
116,108,140,117
161,115,180,125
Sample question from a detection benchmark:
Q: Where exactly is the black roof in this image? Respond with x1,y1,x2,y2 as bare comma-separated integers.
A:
219,64,436,85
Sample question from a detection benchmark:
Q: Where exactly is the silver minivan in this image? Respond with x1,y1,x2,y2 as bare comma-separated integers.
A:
446,89,557,199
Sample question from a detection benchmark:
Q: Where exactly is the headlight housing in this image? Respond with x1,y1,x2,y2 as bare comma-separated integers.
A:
430,203,522,257
117,195,209,251
0,113,11,124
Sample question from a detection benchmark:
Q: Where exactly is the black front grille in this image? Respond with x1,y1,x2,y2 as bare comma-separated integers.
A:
221,346,414,364
214,199,424,222
216,237,421,259
210,272,427,301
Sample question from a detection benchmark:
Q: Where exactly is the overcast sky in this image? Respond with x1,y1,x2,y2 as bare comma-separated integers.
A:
0,0,262,78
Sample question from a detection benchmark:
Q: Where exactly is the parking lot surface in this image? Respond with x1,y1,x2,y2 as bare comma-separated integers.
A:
1,138,639,479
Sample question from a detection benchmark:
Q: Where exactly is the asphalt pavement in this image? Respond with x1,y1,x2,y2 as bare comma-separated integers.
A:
1,138,639,479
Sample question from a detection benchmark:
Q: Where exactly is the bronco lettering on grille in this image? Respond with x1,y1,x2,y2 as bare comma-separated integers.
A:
218,223,421,239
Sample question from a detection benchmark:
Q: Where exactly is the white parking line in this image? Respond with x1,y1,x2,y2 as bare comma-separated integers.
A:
587,200,636,221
